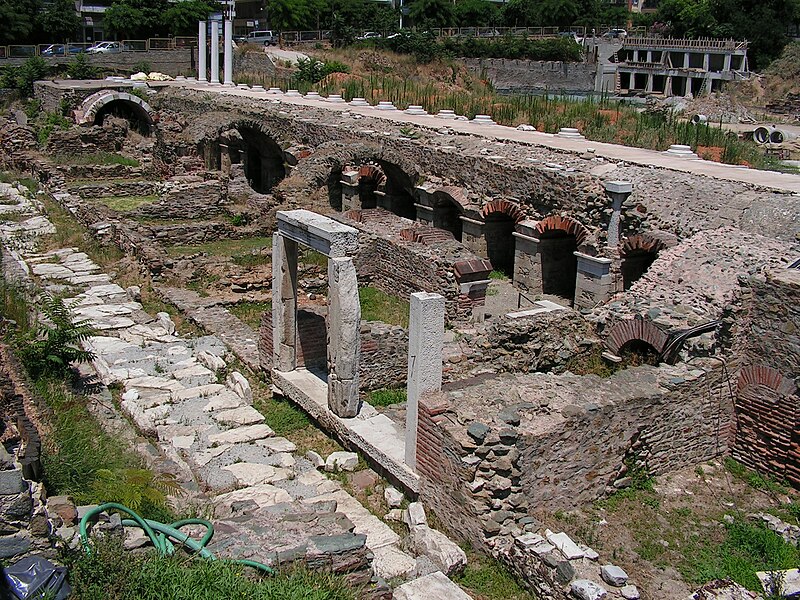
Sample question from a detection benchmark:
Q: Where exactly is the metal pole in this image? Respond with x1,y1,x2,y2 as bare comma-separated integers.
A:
198,21,207,82
210,20,220,84
223,18,233,85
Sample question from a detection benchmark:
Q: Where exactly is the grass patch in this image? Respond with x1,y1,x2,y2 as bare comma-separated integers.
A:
94,195,158,213
41,196,124,268
229,301,271,330
359,287,409,328
299,248,328,268
367,388,406,407
455,552,535,600
52,152,140,167
724,457,789,495
66,536,358,600
166,237,272,259
0,212,29,222
489,269,507,280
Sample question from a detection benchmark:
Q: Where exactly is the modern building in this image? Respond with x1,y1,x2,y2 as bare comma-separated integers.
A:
616,37,749,97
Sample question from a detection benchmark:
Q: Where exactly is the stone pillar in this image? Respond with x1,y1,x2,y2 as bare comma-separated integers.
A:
327,257,361,418
223,19,234,86
512,220,542,293
272,232,298,372
210,21,220,84
340,170,360,212
646,74,653,93
703,53,710,71
684,52,690,68
198,21,207,82
665,75,673,97
405,292,444,471
723,53,732,72
604,180,633,248
460,216,486,256
573,252,614,311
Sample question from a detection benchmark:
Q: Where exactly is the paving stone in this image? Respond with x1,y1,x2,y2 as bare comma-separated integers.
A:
213,484,293,517
410,524,467,575
371,543,416,579
202,390,245,412
570,579,607,600
256,437,297,453
324,451,358,472
393,571,473,600
173,383,225,401
207,424,274,445
306,450,324,468
406,502,427,528
213,406,265,426
547,530,585,560
620,585,640,599
601,564,629,587
384,486,403,508
221,463,292,487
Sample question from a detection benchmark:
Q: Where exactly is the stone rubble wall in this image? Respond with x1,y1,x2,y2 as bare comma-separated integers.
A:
74,180,161,199
461,58,596,94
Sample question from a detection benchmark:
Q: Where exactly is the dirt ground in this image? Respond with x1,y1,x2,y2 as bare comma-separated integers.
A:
541,459,799,599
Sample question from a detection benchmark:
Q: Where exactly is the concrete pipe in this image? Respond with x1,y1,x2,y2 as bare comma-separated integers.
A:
691,114,708,124
753,126,775,144
769,129,798,144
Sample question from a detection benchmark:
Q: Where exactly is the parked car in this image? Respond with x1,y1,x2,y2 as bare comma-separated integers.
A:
86,41,121,54
356,31,382,41
41,44,85,57
602,28,628,39
239,30,279,46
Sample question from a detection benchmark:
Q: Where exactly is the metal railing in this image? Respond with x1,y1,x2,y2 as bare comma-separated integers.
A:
622,37,748,51
0,37,197,59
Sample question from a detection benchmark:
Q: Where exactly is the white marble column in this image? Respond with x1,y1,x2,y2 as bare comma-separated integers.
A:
272,232,298,372
210,21,220,84
405,292,445,471
198,21,207,82
327,257,361,417
223,19,233,86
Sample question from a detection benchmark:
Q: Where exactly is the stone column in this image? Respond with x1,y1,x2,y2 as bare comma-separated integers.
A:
340,170,360,212
573,252,614,310
723,53,732,72
405,292,445,471
272,232,298,372
460,216,486,256
198,21,207,82
646,74,653,93
684,52,690,68
327,257,361,418
512,220,542,294
703,53,710,71
223,19,234,86
210,21,220,84
604,180,632,248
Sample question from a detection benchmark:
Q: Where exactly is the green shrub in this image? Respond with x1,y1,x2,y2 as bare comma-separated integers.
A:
11,56,49,96
133,60,151,74
67,52,98,80
17,293,97,380
295,57,350,84
367,388,407,407
37,111,71,146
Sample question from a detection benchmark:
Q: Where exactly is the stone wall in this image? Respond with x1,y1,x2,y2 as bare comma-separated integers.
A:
732,267,800,486
15,49,195,76
417,361,734,553
74,180,160,199
233,51,277,77
260,311,409,392
461,58,596,94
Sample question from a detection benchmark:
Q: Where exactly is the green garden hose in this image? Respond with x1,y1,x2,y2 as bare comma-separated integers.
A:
78,502,274,574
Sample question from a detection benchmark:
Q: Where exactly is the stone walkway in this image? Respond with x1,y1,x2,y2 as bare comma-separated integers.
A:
0,181,476,595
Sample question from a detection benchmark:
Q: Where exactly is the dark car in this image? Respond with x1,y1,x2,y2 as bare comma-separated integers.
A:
41,44,85,57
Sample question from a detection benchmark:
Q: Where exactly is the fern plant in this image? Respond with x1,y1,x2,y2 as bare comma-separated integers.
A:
18,294,97,379
91,468,183,512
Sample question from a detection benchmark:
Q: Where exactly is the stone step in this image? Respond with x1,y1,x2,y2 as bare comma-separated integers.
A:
393,572,473,600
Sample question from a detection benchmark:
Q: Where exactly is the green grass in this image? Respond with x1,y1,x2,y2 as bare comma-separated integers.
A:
299,248,328,268
94,195,159,212
454,552,535,600
0,172,38,194
52,152,140,167
724,457,789,495
367,388,407,407
41,197,124,268
0,212,29,222
229,301,271,330
359,287,409,328
166,237,272,259
66,536,358,600
489,270,507,280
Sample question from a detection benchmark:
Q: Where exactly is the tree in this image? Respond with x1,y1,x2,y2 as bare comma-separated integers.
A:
267,0,327,30
161,0,216,36
38,0,81,42
104,0,169,39
0,0,40,45
408,0,453,29
453,0,501,27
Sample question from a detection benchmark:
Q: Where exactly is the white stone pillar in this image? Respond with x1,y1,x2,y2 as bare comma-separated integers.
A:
327,257,361,417
272,232,298,372
223,19,233,86
210,21,220,84
198,21,207,82
723,54,732,72
604,180,633,247
405,292,445,471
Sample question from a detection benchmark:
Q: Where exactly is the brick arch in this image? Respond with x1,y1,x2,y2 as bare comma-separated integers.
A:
344,162,387,188
431,186,470,211
604,316,670,356
737,365,798,396
620,234,668,257
481,199,525,223
535,215,589,246
77,90,154,129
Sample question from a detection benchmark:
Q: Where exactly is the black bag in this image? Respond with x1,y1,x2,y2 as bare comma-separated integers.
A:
2,555,72,600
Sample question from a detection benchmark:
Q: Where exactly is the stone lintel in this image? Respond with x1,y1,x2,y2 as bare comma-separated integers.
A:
604,180,633,195
459,216,485,226
515,219,540,238
574,252,612,277
459,279,491,294
413,203,434,213
512,231,541,244
277,210,358,258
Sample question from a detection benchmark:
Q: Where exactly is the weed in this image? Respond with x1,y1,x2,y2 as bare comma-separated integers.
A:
166,237,272,259
398,126,420,139
37,111,71,146
229,213,249,226
52,153,140,167
93,195,158,212
359,287,409,328
229,301,271,330
367,388,407,407
724,458,788,495
455,551,535,600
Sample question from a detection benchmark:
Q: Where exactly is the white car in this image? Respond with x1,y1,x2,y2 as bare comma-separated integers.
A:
87,41,121,54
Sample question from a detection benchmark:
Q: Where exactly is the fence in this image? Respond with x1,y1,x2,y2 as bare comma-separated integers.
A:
0,37,196,60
